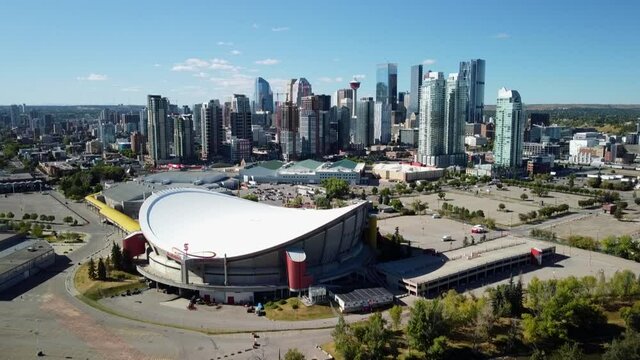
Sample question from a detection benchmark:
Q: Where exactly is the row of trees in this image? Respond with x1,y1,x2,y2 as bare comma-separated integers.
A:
440,202,496,229
87,243,135,280
519,204,570,223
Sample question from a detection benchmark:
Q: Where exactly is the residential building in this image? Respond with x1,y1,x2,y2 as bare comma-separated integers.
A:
417,71,446,166
231,94,252,142
374,102,392,144
493,87,525,168
201,100,224,162
192,103,202,143
458,59,486,123
147,95,169,162
353,97,374,148
174,115,193,161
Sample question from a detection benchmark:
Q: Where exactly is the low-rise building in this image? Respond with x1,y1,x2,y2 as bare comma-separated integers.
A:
240,159,365,185
372,163,444,182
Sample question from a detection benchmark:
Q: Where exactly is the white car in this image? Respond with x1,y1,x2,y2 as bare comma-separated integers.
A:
442,235,452,242
432,214,441,219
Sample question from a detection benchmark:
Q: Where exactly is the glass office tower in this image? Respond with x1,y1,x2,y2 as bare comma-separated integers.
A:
376,63,398,110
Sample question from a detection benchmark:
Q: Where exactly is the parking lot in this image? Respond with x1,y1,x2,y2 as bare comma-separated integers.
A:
0,192,80,221
376,214,500,253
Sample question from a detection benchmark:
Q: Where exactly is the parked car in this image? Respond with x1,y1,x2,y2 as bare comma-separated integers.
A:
471,225,487,234
442,235,452,242
432,213,441,219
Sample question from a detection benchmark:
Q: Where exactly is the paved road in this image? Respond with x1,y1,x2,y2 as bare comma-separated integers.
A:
0,190,333,360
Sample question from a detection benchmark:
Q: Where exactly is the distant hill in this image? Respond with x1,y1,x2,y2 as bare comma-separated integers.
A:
485,104,640,111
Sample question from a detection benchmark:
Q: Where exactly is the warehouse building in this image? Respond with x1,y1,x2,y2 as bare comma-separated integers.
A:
0,233,55,292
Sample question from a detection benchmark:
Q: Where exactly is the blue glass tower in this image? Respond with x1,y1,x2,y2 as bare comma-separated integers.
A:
253,77,274,113
376,63,398,110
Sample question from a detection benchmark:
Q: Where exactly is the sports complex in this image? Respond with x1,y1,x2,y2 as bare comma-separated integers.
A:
118,188,371,304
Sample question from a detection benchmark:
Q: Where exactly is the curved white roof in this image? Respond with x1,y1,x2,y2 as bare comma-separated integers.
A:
139,188,364,258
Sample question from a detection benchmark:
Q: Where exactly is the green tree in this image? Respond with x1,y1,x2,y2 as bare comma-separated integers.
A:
407,299,449,353
389,305,403,330
97,258,107,280
87,257,97,280
438,192,446,200
498,203,506,211
321,178,350,199
614,206,624,220
121,248,133,273
63,216,72,223
314,195,331,209
372,187,378,195
362,312,389,359
283,348,306,360
411,199,426,215
602,330,640,360
111,242,122,271
568,173,576,189
426,336,449,360
242,194,259,202
520,193,529,201
550,342,583,360
390,199,404,211
332,314,358,359
31,224,43,237
621,301,640,332
6,211,14,219
39,214,47,221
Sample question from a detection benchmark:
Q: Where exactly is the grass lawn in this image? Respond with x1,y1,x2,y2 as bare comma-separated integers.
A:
264,297,336,321
74,262,147,301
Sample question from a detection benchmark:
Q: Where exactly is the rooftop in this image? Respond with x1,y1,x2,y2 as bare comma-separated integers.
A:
377,237,555,286
139,188,366,258
373,163,442,173
0,238,54,276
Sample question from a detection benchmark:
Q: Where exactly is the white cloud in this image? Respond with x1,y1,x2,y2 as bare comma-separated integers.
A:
193,72,209,78
271,27,290,32
230,50,242,55
255,58,280,65
153,63,161,67
217,41,234,46
353,74,366,80
77,73,108,81
494,32,510,39
172,57,239,72
319,77,344,83
422,59,437,65
121,87,141,92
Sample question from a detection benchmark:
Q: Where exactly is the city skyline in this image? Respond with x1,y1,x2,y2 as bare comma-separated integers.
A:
1,0,639,105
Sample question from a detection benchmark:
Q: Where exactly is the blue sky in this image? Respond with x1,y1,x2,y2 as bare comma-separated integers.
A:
1,0,639,105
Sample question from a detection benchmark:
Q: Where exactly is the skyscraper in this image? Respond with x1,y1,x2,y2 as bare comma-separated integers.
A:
418,72,446,166
353,97,374,147
174,115,193,160
417,71,468,167
230,94,252,143
147,95,169,162
444,73,467,159
299,109,318,158
376,63,398,110
493,87,525,168
458,59,486,123
336,106,351,150
253,77,274,113
409,64,423,114
201,100,223,162
374,102,392,144
335,89,353,111
9,104,19,128
192,103,202,143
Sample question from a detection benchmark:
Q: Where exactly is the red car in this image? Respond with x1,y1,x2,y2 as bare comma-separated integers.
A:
471,226,487,234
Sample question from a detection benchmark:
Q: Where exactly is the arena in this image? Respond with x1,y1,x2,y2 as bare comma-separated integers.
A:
131,188,372,304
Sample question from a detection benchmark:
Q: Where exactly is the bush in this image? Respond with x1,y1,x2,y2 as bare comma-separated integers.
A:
279,299,287,305
291,303,299,310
